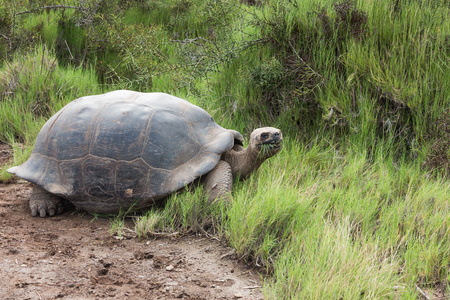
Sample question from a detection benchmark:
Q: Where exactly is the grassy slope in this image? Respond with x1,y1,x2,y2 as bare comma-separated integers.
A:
1,0,449,298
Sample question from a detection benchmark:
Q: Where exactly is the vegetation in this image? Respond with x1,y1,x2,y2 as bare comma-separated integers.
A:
1,0,449,298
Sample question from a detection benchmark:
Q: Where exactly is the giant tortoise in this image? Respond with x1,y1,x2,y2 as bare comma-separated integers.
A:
8,90,283,217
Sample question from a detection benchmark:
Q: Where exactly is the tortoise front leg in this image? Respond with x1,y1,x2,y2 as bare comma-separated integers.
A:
30,185,65,217
204,160,233,204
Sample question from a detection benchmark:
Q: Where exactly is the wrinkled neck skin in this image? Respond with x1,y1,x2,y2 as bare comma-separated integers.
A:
222,144,265,181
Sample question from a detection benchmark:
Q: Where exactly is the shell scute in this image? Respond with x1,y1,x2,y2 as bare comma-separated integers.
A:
90,102,154,161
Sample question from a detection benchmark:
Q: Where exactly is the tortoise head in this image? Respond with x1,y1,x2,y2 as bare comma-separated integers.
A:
249,127,283,160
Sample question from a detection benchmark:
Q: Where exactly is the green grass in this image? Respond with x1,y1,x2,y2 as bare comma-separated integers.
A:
224,138,450,298
21,11,59,48
1,0,449,298
0,44,101,180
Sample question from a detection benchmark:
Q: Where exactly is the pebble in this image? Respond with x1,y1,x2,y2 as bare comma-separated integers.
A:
166,265,174,271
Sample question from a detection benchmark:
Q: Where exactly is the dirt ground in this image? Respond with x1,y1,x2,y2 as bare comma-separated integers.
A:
0,144,263,300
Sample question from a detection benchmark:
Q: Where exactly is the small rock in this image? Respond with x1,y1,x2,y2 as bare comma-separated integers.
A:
166,265,174,271
234,293,243,299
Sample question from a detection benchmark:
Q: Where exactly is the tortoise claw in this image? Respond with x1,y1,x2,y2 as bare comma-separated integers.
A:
39,208,47,218
30,185,65,218
31,205,38,217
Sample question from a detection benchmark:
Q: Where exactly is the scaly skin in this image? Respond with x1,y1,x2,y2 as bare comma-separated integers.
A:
222,127,283,180
30,185,65,217
204,161,233,204
208,127,283,202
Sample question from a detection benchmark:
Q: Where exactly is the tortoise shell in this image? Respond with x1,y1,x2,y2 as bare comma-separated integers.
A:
9,90,242,213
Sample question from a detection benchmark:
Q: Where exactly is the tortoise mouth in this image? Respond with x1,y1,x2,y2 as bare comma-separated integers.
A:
257,139,283,153
262,141,282,149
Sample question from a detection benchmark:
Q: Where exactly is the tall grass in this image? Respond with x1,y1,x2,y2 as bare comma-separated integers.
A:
0,45,100,180
228,139,450,298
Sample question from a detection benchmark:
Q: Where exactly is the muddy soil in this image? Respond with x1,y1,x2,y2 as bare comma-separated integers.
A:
0,144,263,299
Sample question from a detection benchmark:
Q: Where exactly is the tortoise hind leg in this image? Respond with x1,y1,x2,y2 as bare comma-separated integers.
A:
30,185,65,217
204,160,233,204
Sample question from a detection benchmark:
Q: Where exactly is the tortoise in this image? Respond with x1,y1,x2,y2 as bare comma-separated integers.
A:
8,90,283,217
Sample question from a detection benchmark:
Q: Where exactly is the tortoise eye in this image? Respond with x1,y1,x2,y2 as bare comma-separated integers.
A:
261,133,269,140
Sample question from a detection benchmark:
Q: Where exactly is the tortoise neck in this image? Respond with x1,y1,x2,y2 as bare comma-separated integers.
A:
222,145,263,180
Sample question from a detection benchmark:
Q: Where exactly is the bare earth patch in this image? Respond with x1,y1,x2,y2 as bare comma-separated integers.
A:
0,145,263,299
0,143,13,167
